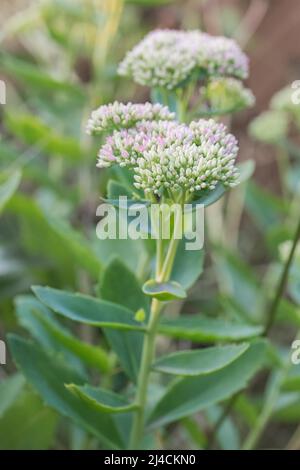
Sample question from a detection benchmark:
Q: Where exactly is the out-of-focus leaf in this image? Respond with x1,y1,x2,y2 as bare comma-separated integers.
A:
0,140,20,168
153,343,249,376
148,341,267,429
0,170,21,213
282,365,300,392
7,194,102,279
15,295,111,373
214,247,263,323
9,335,124,449
206,405,240,450
245,181,288,231
5,112,83,161
274,393,300,423
0,388,57,450
276,299,300,327
234,394,259,427
0,373,25,418
0,53,84,99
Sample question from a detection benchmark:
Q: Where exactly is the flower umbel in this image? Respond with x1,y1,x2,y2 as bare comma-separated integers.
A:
86,101,175,135
202,77,255,113
118,29,249,90
90,103,239,196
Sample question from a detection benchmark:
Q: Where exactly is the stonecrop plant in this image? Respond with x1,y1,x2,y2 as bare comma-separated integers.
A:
85,100,245,449
6,26,300,451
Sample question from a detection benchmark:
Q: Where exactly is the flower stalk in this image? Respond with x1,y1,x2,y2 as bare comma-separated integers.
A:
129,205,184,449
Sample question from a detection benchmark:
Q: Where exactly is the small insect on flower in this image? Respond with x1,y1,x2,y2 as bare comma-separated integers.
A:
88,102,239,197
86,101,175,135
118,29,249,91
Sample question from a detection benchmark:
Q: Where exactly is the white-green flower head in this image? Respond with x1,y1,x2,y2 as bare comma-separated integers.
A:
201,35,249,79
204,77,255,112
118,29,249,91
86,101,175,135
94,108,239,196
118,30,199,91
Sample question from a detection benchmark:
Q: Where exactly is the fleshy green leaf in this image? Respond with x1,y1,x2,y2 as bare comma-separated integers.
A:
148,341,267,429
0,373,25,418
98,257,149,313
142,279,187,301
159,315,263,343
32,286,145,332
92,235,147,274
67,384,138,414
153,343,249,376
8,335,124,449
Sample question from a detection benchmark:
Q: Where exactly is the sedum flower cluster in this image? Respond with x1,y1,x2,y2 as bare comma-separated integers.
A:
203,78,255,113
86,101,175,135
118,29,248,90
88,102,239,196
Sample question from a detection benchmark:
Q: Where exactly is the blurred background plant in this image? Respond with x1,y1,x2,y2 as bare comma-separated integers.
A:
0,0,300,450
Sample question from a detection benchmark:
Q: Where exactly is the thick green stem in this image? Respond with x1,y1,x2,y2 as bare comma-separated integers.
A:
159,236,180,282
129,206,183,449
129,298,162,449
